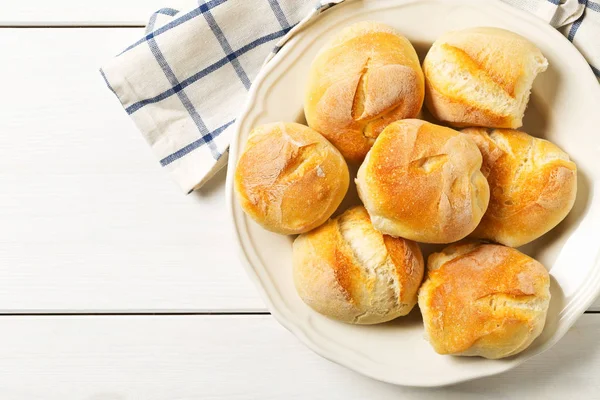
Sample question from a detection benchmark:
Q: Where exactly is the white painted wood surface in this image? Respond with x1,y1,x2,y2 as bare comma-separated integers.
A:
0,0,169,25
0,27,597,313
1,6,600,397
0,28,264,312
0,314,598,399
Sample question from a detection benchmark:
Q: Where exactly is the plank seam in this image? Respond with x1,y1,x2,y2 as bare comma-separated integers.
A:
0,312,272,316
0,25,145,28
0,311,597,316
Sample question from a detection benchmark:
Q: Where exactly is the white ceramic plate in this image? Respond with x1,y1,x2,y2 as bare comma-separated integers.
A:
226,0,600,387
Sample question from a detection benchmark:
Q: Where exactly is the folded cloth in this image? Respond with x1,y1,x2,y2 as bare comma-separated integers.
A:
100,0,599,193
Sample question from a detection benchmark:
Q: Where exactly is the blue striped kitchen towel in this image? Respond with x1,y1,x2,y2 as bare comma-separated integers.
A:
100,0,599,193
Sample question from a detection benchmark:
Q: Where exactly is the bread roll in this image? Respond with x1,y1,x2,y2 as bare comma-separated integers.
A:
304,21,424,162
234,122,349,235
293,206,424,324
356,119,489,243
464,128,577,247
419,242,550,359
423,27,548,129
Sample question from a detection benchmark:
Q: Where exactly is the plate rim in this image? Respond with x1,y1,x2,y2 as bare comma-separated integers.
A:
225,0,600,387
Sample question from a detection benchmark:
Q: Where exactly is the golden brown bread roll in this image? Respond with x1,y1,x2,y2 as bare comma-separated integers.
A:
234,122,349,235
304,21,424,162
423,27,548,129
463,128,577,247
418,242,551,359
356,119,490,243
293,206,424,324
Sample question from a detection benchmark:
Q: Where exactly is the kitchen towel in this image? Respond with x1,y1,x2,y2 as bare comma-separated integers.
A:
100,0,599,193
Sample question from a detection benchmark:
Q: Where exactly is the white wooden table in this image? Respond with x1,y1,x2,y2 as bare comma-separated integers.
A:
2,3,599,398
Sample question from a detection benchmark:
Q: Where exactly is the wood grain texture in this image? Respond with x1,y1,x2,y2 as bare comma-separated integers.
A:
0,0,171,25
0,314,598,398
0,29,264,312
0,28,597,314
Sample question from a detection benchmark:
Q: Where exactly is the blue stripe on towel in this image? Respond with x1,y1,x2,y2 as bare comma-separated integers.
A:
147,33,221,159
119,0,228,55
568,15,584,41
125,25,294,114
587,1,600,12
203,8,252,89
268,0,291,29
160,119,235,166
146,8,180,34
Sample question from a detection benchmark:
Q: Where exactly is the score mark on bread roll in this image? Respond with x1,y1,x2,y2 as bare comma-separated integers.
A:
356,119,490,243
234,122,349,235
293,206,424,324
418,242,551,359
304,21,424,162
463,128,577,247
423,27,548,129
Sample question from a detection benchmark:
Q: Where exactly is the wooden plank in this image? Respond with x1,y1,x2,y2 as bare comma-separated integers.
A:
0,1,168,25
0,28,264,312
0,27,599,312
0,314,598,398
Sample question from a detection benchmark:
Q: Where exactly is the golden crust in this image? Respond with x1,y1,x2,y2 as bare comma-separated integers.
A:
356,119,490,243
423,27,548,129
292,206,424,324
463,128,577,247
234,122,349,235
419,242,551,359
304,21,425,162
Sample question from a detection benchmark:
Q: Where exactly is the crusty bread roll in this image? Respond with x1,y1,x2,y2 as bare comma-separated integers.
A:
304,21,424,162
293,206,424,324
419,242,550,359
234,122,349,235
464,128,577,247
356,119,489,243
423,27,548,129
